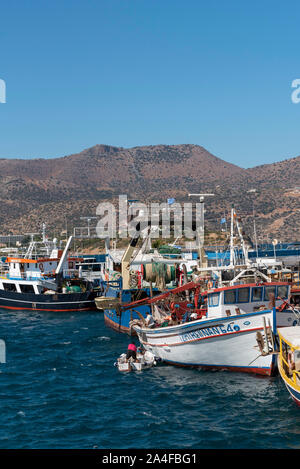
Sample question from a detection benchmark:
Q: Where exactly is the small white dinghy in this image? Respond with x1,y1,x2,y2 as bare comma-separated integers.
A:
115,350,157,372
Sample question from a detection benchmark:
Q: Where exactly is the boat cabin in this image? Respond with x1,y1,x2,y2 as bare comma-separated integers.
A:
76,258,105,276
206,282,290,318
6,257,60,279
0,254,76,295
278,327,300,404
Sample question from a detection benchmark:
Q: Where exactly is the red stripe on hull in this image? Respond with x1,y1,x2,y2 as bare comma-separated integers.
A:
291,396,300,406
162,360,275,376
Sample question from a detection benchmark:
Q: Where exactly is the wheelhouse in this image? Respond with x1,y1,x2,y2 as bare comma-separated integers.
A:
206,282,290,317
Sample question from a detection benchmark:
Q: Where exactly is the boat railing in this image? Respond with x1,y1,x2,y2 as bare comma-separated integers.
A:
281,351,300,386
0,271,42,281
62,269,79,279
0,269,90,281
269,271,300,287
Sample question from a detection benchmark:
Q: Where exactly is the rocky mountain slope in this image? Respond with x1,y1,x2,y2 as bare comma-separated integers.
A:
0,144,299,242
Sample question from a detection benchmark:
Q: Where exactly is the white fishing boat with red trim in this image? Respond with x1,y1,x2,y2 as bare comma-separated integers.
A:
131,281,294,376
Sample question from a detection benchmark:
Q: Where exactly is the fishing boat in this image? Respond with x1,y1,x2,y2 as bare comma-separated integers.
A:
95,222,184,333
115,349,157,372
0,236,100,312
278,326,300,406
185,204,299,328
75,255,106,284
130,281,283,376
98,200,299,336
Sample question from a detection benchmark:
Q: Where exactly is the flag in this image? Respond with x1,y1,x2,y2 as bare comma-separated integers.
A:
167,198,175,205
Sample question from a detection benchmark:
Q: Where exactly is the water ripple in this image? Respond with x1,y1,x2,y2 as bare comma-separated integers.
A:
0,309,300,448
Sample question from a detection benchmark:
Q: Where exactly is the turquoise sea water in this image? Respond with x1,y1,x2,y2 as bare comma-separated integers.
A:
0,308,300,449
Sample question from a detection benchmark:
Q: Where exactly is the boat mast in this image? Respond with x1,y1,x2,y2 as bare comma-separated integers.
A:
234,210,249,265
55,236,73,275
24,232,39,259
229,206,235,267
121,222,144,289
229,206,249,266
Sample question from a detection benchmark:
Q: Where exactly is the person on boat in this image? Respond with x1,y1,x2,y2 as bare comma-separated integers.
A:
145,312,155,328
126,341,137,362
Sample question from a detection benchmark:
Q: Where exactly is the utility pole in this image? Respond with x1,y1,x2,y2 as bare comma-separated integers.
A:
247,188,258,257
188,193,214,267
80,216,97,238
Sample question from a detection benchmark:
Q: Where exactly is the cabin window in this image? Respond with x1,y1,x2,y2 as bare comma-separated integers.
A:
237,287,249,303
277,285,288,299
252,287,263,302
3,283,17,292
208,292,219,307
19,284,35,294
264,286,276,301
224,289,236,304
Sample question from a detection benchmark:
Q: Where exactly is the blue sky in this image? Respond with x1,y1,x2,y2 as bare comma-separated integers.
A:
1,0,300,167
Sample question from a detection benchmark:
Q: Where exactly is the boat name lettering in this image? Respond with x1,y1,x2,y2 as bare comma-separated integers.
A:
180,323,240,342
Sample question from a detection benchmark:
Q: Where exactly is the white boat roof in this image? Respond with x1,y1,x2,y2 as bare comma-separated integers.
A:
278,327,300,348
108,249,125,263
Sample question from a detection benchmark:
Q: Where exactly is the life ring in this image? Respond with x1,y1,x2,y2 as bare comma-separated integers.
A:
39,263,44,272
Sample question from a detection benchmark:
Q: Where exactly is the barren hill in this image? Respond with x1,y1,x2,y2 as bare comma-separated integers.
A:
0,144,299,241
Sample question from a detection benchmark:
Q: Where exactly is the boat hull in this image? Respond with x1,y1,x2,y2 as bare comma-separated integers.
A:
104,304,152,334
0,290,98,312
278,360,300,406
100,285,158,334
282,381,300,406
134,309,276,376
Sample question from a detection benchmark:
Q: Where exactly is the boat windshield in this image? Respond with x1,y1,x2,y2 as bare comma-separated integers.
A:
222,284,289,305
